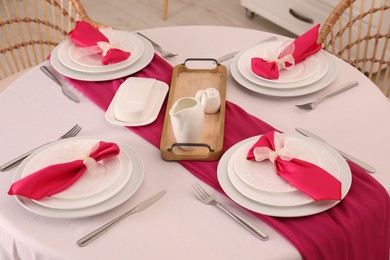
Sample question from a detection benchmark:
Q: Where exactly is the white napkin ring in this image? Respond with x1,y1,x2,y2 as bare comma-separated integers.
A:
83,157,97,171
253,132,293,163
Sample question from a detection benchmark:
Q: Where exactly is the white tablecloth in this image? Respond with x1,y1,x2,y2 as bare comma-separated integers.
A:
0,26,389,260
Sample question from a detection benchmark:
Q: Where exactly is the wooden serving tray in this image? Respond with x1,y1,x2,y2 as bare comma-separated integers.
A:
160,59,227,161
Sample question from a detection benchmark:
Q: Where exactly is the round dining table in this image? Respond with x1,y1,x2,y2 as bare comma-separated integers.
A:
0,26,389,260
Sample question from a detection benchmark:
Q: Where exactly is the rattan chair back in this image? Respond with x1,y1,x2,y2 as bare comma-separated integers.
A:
0,0,104,79
317,0,389,96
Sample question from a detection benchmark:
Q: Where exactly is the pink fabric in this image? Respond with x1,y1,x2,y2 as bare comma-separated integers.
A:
247,131,341,200
69,55,390,260
251,24,322,80
68,21,130,65
8,141,120,200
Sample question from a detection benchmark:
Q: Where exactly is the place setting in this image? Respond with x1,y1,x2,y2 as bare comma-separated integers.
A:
7,136,145,218
217,131,352,217
50,21,155,81
230,25,338,97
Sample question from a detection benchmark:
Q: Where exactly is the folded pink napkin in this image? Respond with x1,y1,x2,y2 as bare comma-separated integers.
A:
68,21,130,65
69,55,389,260
8,141,120,200
247,131,341,200
251,24,322,80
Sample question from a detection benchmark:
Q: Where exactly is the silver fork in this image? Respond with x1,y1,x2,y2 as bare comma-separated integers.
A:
0,124,82,172
136,32,178,58
192,182,269,240
295,81,359,110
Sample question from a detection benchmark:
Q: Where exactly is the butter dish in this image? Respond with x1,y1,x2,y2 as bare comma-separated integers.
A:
105,77,168,126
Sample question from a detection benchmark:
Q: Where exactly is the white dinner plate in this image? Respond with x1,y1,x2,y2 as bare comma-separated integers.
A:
230,50,338,97
105,78,168,126
18,138,132,209
240,52,327,89
228,163,313,207
51,33,154,81
217,134,352,217
58,31,144,72
13,137,144,218
227,134,341,207
238,41,320,84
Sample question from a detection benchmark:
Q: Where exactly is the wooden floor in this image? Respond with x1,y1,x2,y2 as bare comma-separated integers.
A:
81,0,296,38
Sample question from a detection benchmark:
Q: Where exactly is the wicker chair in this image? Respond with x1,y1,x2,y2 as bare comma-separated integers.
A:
0,0,105,80
317,0,389,97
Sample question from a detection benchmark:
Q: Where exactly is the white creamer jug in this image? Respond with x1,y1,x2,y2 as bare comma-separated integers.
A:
195,88,221,114
169,97,204,149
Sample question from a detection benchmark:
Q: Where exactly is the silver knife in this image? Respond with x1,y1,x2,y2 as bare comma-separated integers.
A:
216,35,278,63
40,66,80,103
295,128,376,173
77,190,166,247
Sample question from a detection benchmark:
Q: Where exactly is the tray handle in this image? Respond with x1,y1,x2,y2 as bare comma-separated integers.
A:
183,58,220,67
167,143,215,153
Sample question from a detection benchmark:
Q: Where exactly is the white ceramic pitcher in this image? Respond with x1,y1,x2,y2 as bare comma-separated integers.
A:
169,97,204,148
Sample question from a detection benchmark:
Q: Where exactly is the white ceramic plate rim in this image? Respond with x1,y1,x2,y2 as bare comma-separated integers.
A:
13,137,144,218
217,134,352,217
18,138,133,210
238,41,320,84
68,30,144,68
59,31,144,72
230,50,338,97
51,33,154,81
232,135,340,193
228,159,314,207
105,79,168,126
239,51,328,89
227,135,342,207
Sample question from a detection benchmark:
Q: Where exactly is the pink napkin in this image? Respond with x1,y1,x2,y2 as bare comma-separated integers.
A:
68,21,131,65
69,55,389,260
8,141,120,200
247,131,341,200
251,24,322,80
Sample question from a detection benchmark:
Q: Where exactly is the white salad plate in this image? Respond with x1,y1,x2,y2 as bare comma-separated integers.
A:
238,41,320,84
217,134,352,217
231,49,337,97
227,135,341,207
13,137,144,218
19,138,132,209
51,32,154,81
58,30,144,73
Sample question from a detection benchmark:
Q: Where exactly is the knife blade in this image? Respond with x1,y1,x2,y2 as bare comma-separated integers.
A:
295,128,376,173
77,190,166,247
216,35,277,63
40,66,80,103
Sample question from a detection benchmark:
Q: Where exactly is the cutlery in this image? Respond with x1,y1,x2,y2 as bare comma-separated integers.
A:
295,81,359,110
77,190,166,247
0,124,82,172
295,127,376,173
216,35,278,63
136,32,178,58
40,66,80,103
192,182,269,240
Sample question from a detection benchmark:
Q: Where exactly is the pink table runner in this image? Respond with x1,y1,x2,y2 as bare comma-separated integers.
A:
68,54,390,260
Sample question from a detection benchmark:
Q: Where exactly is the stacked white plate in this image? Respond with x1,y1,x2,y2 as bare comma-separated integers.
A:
230,40,338,97
13,137,144,218
217,134,352,217
50,30,155,81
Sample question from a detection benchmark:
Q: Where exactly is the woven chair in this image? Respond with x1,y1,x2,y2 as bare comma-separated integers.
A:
0,0,105,80
317,0,390,97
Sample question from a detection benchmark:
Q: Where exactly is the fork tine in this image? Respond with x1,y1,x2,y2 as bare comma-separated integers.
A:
59,124,82,139
191,184,204,201
194,182,210,199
